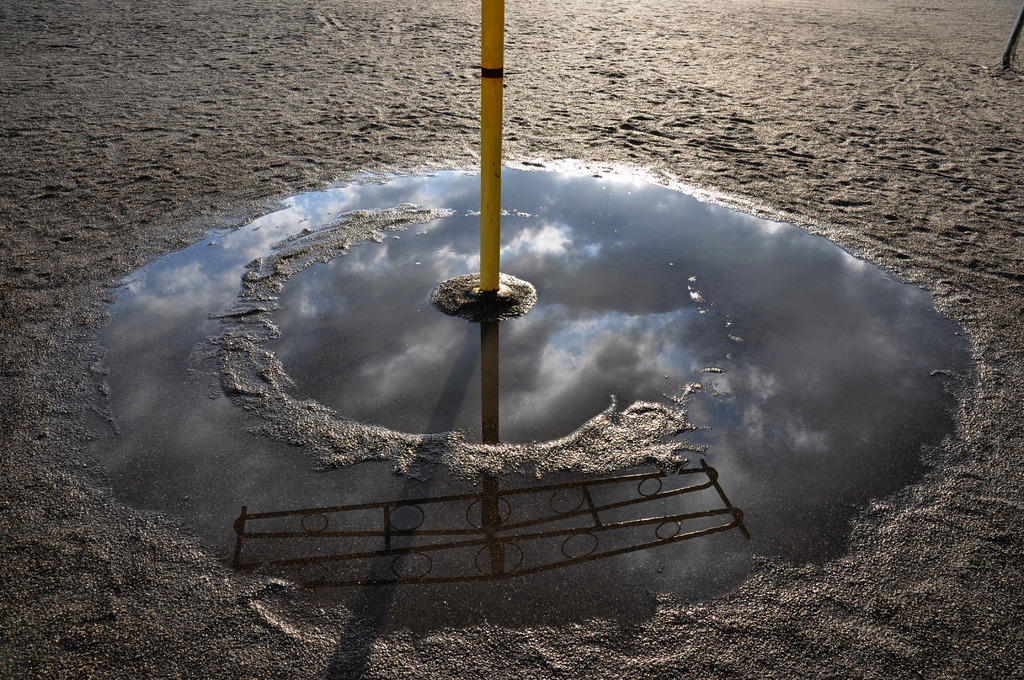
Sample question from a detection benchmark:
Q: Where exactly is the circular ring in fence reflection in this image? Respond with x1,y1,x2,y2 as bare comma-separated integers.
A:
297,562,329,584
388,503,425,532
561,532,599,560
300,512,330,533
391,552,433,579
656,521,682,540
465,497,512,528
549,487,586,514
638,476,664,497
473,542,524,575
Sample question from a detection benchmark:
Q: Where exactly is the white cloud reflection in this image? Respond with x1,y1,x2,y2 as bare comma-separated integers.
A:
502,222,573,258
98,169,972,598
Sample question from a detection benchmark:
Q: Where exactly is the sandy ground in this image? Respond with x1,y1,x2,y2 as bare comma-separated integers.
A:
2,0,1023,677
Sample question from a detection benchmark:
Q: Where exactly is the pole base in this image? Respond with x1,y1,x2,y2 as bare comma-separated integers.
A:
430,273,537,322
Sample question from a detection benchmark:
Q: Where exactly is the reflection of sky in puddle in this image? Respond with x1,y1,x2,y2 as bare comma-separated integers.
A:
94,169,970,631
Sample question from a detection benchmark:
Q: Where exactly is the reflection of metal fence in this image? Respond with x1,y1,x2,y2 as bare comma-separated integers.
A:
232,460,749,587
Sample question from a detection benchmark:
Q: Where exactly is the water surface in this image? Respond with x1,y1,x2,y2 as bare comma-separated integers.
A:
94,169,970,630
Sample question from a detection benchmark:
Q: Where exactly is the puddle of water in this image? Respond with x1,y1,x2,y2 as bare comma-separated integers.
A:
94,169,970,631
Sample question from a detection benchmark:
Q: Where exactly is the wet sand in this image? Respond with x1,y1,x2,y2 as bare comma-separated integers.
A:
2,0,1023,677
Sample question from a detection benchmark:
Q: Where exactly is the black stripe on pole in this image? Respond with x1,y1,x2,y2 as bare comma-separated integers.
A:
481,67,504,78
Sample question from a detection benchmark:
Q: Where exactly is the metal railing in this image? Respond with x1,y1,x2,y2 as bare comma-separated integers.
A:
232,460,749,587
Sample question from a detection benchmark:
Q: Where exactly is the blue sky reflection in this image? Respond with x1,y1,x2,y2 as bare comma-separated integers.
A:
94,169,971,627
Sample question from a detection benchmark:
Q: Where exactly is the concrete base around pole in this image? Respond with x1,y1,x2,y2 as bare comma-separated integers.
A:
430,273,537,322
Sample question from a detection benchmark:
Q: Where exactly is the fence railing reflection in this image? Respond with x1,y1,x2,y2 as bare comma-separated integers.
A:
232,460,749,587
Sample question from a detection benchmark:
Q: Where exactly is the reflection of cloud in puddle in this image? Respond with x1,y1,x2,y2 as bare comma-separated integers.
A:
359,335,457,402
213,170,967,491
97,169,971,607
502,222,572,257
204,197,703,478
421,244,476,278
516,310,692,415
125,260,236,310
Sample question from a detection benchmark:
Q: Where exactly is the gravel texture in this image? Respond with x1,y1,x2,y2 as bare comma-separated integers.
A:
2,0,1023,677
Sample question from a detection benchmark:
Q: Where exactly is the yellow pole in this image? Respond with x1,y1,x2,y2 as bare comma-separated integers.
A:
479,0,504,292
